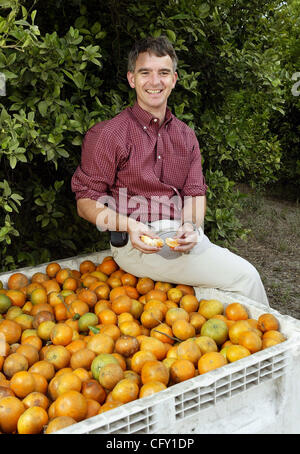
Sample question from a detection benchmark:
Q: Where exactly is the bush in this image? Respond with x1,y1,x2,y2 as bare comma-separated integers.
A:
0,0,293,271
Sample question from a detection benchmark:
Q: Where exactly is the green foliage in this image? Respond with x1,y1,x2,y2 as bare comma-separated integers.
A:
0,0,297,271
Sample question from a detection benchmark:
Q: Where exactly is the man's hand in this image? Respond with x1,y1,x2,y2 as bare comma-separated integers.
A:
128,223,163,254
172,223,198,253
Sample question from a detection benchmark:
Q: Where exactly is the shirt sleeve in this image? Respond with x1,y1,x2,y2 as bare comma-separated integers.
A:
71,123,117,201
180,130,208,197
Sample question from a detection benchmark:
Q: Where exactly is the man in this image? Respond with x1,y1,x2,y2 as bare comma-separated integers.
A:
71,36,269,306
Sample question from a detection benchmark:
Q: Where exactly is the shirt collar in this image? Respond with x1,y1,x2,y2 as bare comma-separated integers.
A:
130,101,173,128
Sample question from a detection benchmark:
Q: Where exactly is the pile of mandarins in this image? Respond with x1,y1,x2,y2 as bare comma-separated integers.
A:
0,256,286,434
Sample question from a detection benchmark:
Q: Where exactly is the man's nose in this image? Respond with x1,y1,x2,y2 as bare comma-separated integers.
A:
149,72,161,85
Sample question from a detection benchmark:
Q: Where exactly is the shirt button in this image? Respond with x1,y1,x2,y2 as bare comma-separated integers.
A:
158,133,161,137
143,126,147,130
153,118,158,123
158,155,161,159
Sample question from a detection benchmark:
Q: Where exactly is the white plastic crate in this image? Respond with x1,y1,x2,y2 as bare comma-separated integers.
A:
1,251,300,434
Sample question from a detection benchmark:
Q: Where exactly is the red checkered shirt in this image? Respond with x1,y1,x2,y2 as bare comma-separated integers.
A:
71,102,207,223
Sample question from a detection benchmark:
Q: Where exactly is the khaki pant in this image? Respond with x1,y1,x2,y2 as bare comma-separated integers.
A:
111,220,269,307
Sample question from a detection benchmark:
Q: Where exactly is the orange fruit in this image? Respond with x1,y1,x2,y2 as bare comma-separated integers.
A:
226,345,251,362
225,302,248,321
16,344,39,367
228,320,253,344
44,345,71,370
50,323,73,346
136,277,155,295
55,390,87,422
165,307,189,326
44,415,77,434
10,371,36,398
198,352,227,374
179,294,199,313
97,259,119,276
257,313,279,332
8,273,29,290
111,294,132,314
150,323,174,344
111,378,139,404
130,350,157,374
6,290,26,308
22,391,50,410
98,363,124,390
198,299,224,319
139,381,167,398
30,287,48,306
139,337,166,361
141,360,169,385
177,338,202,365
189,312,206,333
172,319,195,340
238,330,262,353
167,288,183,303
200,318,229,346
170,359,195,383
0,396,26,433
86,333,115,356
0,319,22,344
28,360,55,382
262,330,286,343
120,273,138,287
80,260,96,275
81,379,106,404
46,262,61,278
70,348,96,370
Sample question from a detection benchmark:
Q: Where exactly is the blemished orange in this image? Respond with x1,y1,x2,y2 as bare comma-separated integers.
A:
31,272,49,284
177,339,202,365
77,289,97,308
150,323,175,344
44,345,71,370
8,273,29,290
136,277,155,295
81,379,106,404
257,313,279,332
144,299,168,317
79,260,96,275
50,323,74,346
44,416,77,434
165,307,189,326
198,352,227,374
140,360,169,385
175,284,195,296
225,302,249,321
0,319,22,344
121,273,138,287
6,290,26,308
70,348,96,370
139,337,166,361
111,378,139,404
55,390,88,422
0,396,26,433
167,288,183,303
189,312,206,333
139,381,167,398
262,330,286,343
170,359,195,383
140,308,164,329
22,391,50,410
28,360,55,382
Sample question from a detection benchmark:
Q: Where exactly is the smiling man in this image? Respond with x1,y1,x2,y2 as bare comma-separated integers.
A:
71,36,269,306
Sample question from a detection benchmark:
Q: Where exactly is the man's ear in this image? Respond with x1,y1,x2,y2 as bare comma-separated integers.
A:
127,71,135,89
172,71,178,88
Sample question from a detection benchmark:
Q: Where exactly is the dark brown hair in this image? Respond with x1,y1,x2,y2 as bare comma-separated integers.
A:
127,36,178,72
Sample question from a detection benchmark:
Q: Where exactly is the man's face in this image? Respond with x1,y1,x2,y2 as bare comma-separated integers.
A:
127,52,178,115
